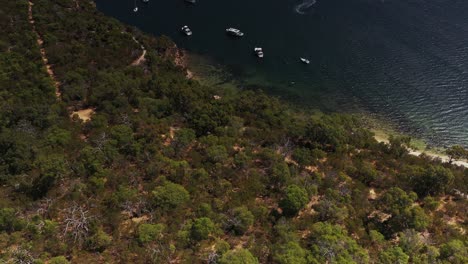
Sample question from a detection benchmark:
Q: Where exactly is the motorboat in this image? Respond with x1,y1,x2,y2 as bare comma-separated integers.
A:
254,47,264,58
300,57,310,64
226,28,244,37
181,25,193,36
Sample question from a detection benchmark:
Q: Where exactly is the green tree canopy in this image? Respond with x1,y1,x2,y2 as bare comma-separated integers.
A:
279,184,309,216
273,241,309,264
49,256,70,264
308,222,369,264
226,206,255,235
440,239,468,264
152,181,190,210
191,217,216,241
138,223,165,244
379,246,409,264
219,249,259,264
445,145,468,163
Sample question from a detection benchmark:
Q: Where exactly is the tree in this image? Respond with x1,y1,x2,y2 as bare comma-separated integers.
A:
225,206,255,235
439,239,468,264
411,165,454,196
397,229,425,256
49,256,70,264
46,126,71,146
86,228,112,252
279,185,309,216
308,222,369,264
63,204,91,245
138,223,165,244
219,249,259,264
0,208,24,232
152,181,190,210
292,147,313,167
191,217,215,241
206,145,229,163
446,145,467,163
172,128,196,156
378,188,429,234
273,241,309,264
379,246,409,264
270,162,291,189
387,136,411,158
313,198,348,224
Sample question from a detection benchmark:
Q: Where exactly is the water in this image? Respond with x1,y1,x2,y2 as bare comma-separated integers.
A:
94,0,468,147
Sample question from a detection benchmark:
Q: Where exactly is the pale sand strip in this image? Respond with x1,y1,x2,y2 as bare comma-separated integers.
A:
374,135,468,168
28,1,61,99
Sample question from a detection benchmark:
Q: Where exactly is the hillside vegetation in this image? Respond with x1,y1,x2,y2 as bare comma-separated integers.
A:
0,0,466,263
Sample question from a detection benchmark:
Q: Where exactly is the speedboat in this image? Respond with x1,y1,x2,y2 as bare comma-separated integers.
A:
226,28,244,37
300,57,310,64
181,25,192,36
185,0,196,4
254,47,264,58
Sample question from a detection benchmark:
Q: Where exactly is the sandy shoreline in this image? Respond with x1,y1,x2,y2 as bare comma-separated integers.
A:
373,133,468,168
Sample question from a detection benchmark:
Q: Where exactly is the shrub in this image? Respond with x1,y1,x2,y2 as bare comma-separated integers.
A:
219,249,259,264
138,223,165,244
49,256,70,264
0,208,24,232
87,229,112,252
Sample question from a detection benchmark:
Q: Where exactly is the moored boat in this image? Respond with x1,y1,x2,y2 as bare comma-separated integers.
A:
181,25,193,36
226,28,244,37
254,47,264,58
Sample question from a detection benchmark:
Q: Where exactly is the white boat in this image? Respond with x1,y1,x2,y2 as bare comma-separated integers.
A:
142,0,149,3
300,57,310,64
185,0,196,4
254,47,264,58
226,28,244,37
133,0,139,12
181,25,193,36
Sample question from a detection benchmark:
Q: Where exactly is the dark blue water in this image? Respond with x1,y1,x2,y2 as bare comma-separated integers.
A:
94,0,468,147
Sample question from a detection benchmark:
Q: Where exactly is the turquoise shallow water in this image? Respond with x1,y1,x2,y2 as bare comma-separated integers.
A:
95,0,468,147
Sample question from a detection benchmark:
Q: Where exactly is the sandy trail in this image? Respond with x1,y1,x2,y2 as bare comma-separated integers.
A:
131,36,147,66
28,1,61,99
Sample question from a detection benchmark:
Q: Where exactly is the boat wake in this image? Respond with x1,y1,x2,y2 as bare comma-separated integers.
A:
294,0,317,15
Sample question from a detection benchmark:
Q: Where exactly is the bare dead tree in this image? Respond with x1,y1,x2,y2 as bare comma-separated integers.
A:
119,113,131,126
207,251,219,264
62,203,91,245
36,198,54,218
8,246,35,264
92,132,108,152
148,241,176,264
223,214,242,233
15,120,37,136
122,197,148,217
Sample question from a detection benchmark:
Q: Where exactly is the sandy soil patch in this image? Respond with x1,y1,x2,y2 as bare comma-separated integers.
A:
71,108,95,122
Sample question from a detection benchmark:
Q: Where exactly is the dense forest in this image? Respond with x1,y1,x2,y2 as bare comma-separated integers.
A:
0,0,467,263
